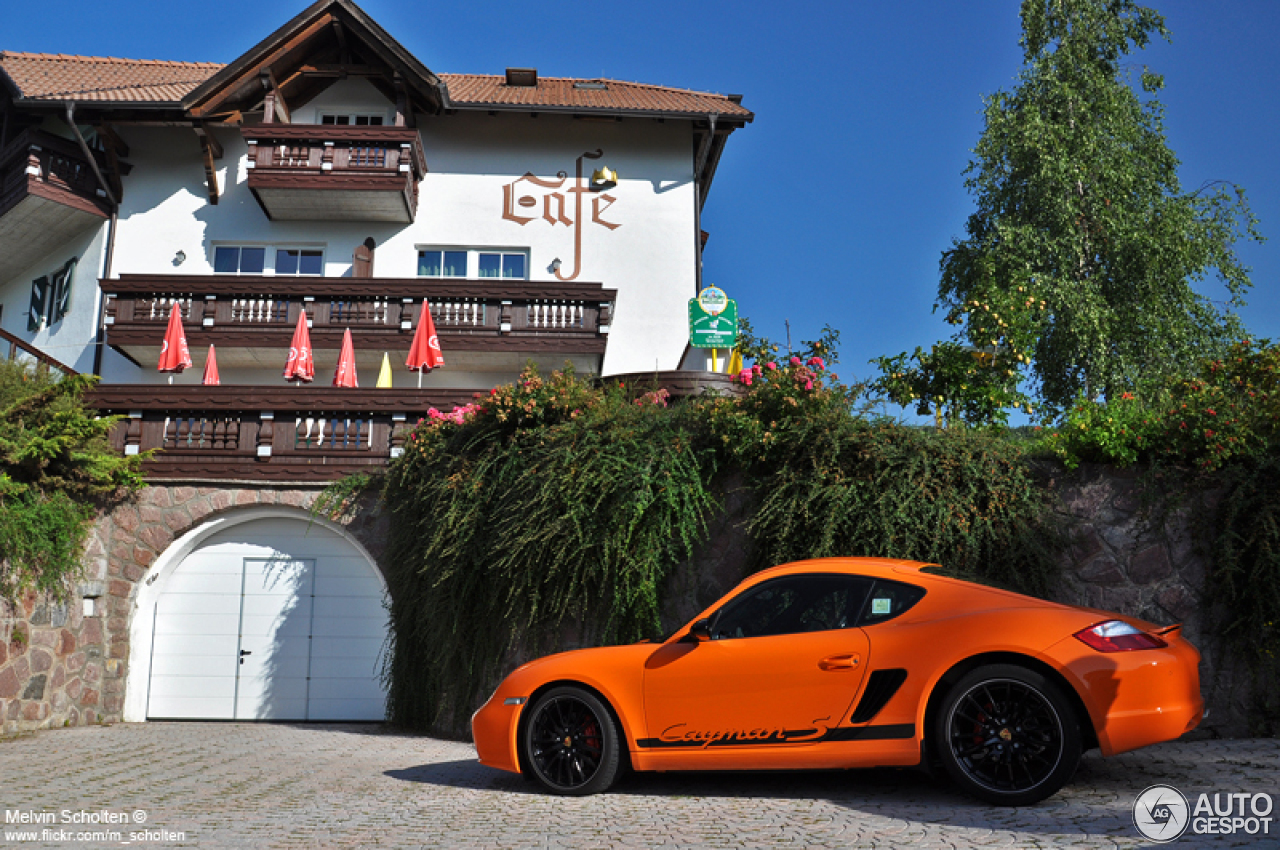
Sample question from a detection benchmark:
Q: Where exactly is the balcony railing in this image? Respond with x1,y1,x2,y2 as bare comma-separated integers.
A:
241,124,428,222
0,129,112,282
101,275,614,363
89,385,480,481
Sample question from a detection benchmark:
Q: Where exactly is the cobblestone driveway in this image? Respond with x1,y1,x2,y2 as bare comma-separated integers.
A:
1,723,1275,848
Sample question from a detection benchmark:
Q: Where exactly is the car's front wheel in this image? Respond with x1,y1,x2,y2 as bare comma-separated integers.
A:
935,664,1081,806
522,685,622,796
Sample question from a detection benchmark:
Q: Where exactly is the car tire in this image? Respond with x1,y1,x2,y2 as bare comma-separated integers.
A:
935,664,1081,806
522,685,623,796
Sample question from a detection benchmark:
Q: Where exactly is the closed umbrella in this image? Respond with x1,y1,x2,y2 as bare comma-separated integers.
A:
201,344,221,386
333,328,359,388
376,352,393,389
157,302,192,382
283,309,315,383
405,299,444,387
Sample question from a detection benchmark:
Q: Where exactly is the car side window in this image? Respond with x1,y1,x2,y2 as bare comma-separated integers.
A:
709,574,873,640
856,579,926,626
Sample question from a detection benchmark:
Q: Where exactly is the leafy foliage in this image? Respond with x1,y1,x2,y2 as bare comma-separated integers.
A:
1210,456,1280,734
0,359,144,602
1038,338,1280,470
741,417,1059,598
929,0,1262,418
871,340,1034,427
372,367,718,730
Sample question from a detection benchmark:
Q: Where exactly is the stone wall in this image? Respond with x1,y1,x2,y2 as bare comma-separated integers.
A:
1,463,1266,738
0,483,387,736
1048,463,1256,737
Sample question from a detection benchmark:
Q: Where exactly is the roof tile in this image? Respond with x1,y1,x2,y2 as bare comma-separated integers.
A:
0,52,751,119
439,73,751,119
0,52,223,103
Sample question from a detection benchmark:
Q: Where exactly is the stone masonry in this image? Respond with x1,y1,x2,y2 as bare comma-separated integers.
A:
0,463,1267,738
0,483,388,736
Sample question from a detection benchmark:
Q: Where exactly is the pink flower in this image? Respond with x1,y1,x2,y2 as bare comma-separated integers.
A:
766,362,778,371
804,380,814,391
790,356,802,367
808,357,825,370
752,364,763,375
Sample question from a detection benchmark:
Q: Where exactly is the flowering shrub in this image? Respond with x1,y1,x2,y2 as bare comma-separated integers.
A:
1039,339,1280,470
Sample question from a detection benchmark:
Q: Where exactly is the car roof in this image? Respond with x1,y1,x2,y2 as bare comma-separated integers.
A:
749,557,935,582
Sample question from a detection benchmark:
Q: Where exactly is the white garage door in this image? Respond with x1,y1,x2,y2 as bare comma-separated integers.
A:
146,517,387,721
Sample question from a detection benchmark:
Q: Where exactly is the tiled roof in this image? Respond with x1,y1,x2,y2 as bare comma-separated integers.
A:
0,52,750,119
440,73,751,120
0,52,223,103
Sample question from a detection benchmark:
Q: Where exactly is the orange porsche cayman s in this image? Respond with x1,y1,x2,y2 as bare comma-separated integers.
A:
471,558,1202,805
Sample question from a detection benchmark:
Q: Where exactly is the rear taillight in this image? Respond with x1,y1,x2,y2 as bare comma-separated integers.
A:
1074,620,1168,652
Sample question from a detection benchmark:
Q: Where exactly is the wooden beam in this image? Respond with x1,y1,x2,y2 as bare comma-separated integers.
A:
200,136,219,206
332,19,350,65
189,13,334,118
193,123,223,159
261,69,291,124
95,123,130,158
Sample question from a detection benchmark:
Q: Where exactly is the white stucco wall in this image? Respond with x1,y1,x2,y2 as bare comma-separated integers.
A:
5,79,702,387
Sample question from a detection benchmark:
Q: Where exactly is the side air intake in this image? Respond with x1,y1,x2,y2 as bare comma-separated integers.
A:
850,668,908,723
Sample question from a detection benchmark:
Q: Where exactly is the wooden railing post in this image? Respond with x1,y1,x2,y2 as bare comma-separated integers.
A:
257,411,274,459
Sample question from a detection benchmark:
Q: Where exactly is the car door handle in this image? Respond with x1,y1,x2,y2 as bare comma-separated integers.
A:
239,649,252,665
819,654,859,671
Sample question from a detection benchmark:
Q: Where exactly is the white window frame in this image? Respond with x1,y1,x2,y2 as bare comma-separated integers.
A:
415,247,529,280
213,244,326,277
318,112,388,126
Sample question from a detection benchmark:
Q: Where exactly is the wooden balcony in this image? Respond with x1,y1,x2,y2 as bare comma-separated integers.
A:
0,129,111,283
241,124,427,222
101,274,615,369
89,385,479,481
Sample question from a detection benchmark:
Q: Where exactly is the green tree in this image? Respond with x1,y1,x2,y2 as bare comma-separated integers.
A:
0,360,144,602
937,0,1262,415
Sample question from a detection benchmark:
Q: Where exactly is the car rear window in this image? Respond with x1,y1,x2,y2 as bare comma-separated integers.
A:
856,579,926,626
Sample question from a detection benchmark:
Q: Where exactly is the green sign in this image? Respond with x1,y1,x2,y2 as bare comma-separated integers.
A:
688,297,738,349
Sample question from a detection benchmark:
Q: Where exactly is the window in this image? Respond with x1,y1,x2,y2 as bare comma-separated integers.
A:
275,248,323,276
709,574,873,640
417,250,468,278
213,246,322,276
478,252,526,279
856,579,927,626
214,246,266,275
320,113,385,126
416,248,529,280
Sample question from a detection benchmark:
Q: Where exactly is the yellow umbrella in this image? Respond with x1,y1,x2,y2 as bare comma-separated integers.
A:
727,348,744,375
376,352,393,388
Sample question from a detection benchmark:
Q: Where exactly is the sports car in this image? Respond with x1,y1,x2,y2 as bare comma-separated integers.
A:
471,557,1202,805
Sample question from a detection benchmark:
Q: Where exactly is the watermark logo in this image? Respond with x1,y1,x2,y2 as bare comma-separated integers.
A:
1134,785,1190,842
1134,785,1275,842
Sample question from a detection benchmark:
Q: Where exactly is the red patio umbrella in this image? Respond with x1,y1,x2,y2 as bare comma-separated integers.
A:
201,345,221,386
157,302,192,380
405,299,444,387
333,327,359,388
283,309,315,383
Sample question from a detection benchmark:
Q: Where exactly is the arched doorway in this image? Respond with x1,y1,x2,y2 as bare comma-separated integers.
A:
127,510,387,721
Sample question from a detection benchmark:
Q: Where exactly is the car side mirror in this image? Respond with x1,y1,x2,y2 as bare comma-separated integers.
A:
686,618,712,642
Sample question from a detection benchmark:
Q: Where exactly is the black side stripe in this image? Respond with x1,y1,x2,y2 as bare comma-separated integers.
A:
636,723,915,749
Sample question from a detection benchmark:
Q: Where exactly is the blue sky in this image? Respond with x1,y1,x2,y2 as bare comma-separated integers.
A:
7,0,1278,406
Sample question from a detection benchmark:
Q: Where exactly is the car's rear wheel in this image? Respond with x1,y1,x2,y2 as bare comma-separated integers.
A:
935,664,1081,806
522,685,622,796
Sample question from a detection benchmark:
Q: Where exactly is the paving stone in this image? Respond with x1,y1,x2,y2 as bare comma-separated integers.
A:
0,724,1275,848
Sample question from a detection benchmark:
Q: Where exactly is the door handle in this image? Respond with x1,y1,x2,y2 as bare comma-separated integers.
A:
239,649,252,665
819,654,859,671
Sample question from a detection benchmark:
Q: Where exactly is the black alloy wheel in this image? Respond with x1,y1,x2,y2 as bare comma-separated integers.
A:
935,664,1081,806
522,685,622,796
